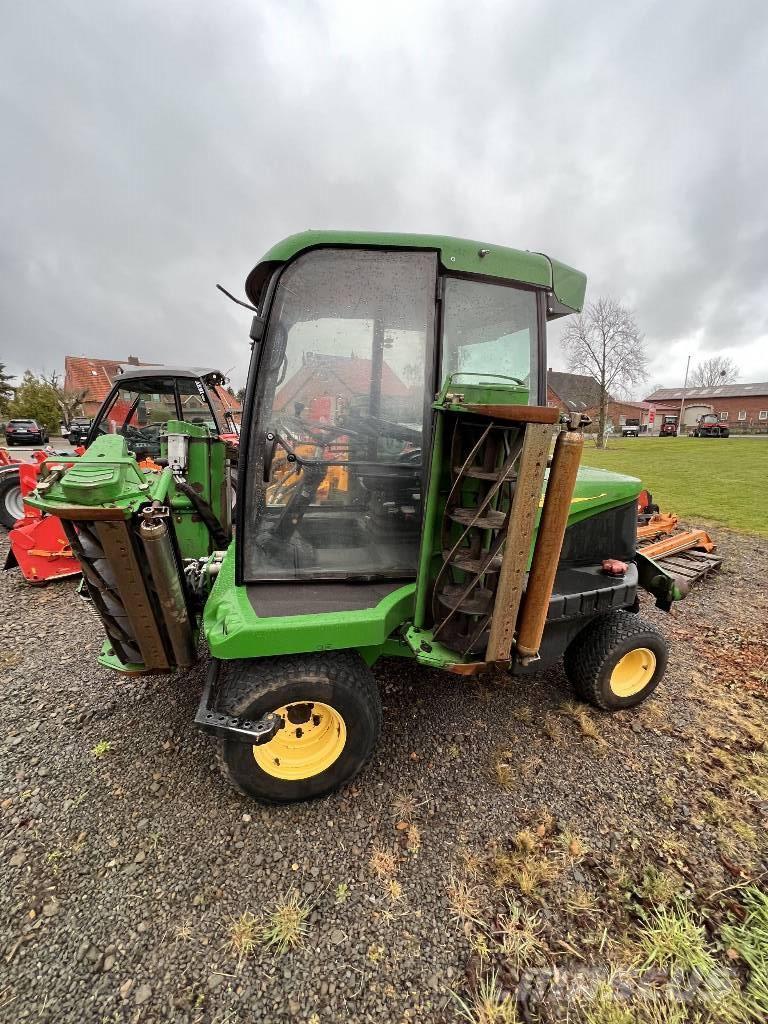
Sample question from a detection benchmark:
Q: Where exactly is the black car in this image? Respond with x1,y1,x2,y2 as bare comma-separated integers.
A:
67,417,93,447
4,418,49,446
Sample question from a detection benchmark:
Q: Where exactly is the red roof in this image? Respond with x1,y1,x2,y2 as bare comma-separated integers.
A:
213,385,241,412
64,356,153,403
274,354,409,412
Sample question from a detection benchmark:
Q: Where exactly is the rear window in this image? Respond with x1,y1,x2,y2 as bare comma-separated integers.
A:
10,420,36,426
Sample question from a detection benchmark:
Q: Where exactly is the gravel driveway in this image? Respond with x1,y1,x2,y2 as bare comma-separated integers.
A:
2,528,766,1023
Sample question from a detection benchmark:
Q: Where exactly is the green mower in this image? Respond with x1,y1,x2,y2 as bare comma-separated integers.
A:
29,231,683,803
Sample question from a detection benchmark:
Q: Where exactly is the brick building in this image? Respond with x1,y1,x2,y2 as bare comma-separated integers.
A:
547,370,655,432
644,382,768,433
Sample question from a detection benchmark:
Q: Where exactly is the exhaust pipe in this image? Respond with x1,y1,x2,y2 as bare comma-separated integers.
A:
139,510,196,668
515,426,584,662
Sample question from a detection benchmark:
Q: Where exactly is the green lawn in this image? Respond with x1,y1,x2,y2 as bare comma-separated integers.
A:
580,437,768,535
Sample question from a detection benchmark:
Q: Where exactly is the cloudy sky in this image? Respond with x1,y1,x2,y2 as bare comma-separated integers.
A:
2,0,767,394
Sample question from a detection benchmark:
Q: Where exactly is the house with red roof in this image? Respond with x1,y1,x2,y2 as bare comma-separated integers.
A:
274,352,416,423
64,355,152,416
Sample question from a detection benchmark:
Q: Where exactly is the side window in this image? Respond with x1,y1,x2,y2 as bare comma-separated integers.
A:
440,279,538,401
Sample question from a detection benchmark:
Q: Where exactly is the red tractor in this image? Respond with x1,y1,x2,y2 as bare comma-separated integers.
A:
659,415,678,437
692,413,729,438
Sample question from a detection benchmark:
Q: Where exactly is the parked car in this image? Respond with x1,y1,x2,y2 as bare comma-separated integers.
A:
621,418,640,437
4,418,49,446
67,417,93,447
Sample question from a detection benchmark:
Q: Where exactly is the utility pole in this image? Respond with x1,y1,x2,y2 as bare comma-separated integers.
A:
678,354,691,435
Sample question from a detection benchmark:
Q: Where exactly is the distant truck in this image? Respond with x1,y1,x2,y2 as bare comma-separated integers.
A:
659,415,678,437
621,418,641,437
692,412,729,438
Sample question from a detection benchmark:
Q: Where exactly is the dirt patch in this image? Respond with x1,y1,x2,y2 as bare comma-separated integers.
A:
1,528,766,1022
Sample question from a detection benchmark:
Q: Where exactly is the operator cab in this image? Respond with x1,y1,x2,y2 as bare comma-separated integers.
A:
238,236,575,585
87,367,234,460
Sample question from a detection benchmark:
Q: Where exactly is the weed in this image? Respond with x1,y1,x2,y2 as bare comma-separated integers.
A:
453,970,519,1024
406,823,421,854
387,878,403,903
262,890,310,954
498,895,546,969
369,846,398,878
494,752,516,791
558,701,607,749
638,865,682,905
367,944,385,963
721,885,768,1021
511,706,533,724
542,714,564,745
636,898,715,977
565,885,599,917
391,793,418,820
512,829,537,855
334,882,349,904
226,911,259,962
578,980,635,1024
459,848,484,881
558,829,586,860
91,740,113,758
448,876,482,924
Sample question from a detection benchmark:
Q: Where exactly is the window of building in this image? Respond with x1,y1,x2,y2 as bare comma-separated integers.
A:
738,410,747,421
759,410,768,420
719,411,728,421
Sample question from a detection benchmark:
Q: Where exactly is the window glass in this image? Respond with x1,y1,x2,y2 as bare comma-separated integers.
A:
440,279,538,400
245,249,436,580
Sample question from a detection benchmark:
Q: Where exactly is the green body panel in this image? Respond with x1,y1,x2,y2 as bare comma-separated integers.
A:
204,545,417,661
29,425,229,563
565,465,641,524
437,374,530,411
26,435,160,518
245,230,586,315
161,420,228,559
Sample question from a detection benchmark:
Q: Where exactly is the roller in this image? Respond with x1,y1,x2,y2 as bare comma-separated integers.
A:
139,514,196,668
515,427,583,661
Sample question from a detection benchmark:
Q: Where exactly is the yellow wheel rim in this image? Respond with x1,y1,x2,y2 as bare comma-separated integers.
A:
252,702,346,780
610,648,656,697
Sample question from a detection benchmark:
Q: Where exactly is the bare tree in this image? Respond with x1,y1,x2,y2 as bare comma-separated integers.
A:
689,355,738,389
560,297,648,448
41,371,90,425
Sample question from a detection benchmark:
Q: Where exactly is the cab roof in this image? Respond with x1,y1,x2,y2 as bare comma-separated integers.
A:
245,230,586,319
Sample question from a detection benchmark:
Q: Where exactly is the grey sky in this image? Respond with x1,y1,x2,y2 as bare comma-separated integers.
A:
2,0,767,394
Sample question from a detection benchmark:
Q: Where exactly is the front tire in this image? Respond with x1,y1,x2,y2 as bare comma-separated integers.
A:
563,611,668,710
0,471,23,529
215,651,382,803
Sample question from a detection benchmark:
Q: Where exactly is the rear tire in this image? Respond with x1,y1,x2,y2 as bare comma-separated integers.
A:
563,611,668,710
0,471,23,529
215,651,382,803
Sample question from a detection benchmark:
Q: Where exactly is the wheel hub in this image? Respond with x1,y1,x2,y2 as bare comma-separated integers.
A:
253,701,346,780
610,647,656,697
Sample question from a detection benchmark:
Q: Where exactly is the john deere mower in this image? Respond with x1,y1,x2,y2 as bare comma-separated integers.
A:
28,232,683,803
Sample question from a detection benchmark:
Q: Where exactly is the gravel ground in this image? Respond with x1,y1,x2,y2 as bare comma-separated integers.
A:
1,527,767,1023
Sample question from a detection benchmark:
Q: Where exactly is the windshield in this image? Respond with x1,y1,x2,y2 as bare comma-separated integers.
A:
92,376,220,457
440,278,538,400
243,247,436,580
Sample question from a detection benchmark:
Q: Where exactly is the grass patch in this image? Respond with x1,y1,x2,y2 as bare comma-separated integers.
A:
453,970,519,1024
580,437,767,535
635,898,715,976
226,911,259,961
722,885,768,1021
261,890,310,954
